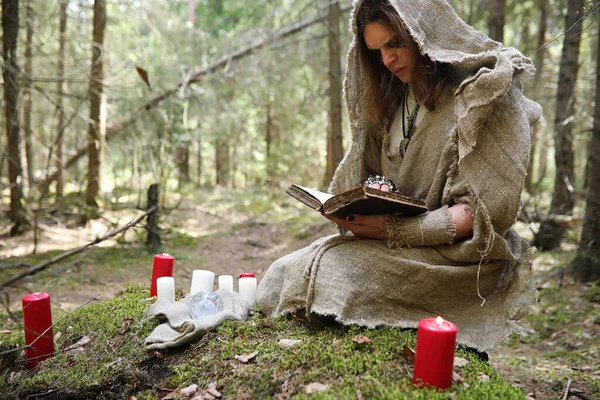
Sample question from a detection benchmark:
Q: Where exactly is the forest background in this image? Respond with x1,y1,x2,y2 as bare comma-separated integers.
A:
0,0,599,398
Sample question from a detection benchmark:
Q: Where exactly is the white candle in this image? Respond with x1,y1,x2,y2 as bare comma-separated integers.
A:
156,276,175,302
190,270,215,295
218,275,234,293
238,273,257,305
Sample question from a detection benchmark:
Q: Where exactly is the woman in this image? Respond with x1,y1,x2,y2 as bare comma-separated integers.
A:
257,0,542,351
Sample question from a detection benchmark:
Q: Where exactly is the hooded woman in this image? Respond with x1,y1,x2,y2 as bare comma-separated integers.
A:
257,0,542,351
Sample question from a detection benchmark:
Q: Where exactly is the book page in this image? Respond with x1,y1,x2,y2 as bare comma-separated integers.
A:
294,185,335,205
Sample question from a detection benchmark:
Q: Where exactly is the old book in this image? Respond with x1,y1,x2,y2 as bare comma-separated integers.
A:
286,184,428,218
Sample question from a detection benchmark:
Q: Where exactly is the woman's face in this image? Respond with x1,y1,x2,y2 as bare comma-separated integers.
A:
363,22,416,84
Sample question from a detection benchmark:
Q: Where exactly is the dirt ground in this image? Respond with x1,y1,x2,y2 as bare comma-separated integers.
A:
1,191,598,399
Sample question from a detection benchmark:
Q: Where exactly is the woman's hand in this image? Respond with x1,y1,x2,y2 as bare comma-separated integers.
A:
324,214,388,240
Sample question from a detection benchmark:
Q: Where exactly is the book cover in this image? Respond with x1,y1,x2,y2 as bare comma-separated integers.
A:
286,184,428,218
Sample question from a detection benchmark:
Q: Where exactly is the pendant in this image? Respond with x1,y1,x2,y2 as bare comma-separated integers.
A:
399,137,410,158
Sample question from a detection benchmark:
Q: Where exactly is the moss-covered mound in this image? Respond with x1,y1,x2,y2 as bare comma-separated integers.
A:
1,287,526,399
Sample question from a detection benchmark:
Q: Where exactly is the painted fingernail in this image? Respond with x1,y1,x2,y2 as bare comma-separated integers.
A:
346,215,355,222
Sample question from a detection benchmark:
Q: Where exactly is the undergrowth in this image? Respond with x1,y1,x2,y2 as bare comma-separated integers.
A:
0,287,527,399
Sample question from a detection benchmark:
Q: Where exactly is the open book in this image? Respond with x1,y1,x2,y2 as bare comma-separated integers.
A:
286,184,428,218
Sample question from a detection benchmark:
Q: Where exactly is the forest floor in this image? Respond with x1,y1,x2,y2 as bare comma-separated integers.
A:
1,186,599,399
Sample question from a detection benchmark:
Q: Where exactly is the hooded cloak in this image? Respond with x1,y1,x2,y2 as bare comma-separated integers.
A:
257,0,542,350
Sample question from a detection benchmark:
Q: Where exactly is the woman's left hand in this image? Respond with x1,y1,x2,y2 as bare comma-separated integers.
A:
324,214,387,240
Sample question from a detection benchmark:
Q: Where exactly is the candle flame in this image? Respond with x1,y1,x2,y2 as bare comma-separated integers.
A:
435,316,444,325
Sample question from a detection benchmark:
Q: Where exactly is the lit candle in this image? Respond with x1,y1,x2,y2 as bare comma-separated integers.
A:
218,275,234,293
22,292,55,369
156,276,175,302
238,272,257,305
412,316,457,389
190,270,215,294
150,253,175,297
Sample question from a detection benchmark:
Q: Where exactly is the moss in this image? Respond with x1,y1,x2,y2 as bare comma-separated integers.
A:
2,289,526,399
1,286,157,398
163,315,522,400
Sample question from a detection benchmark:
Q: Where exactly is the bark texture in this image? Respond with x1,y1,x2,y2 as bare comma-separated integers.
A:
324,1,344,188
571,20,600,282
487,0,505,42
22,0,34,190
3,0,29,235
534,0,584,250
86,0,106,207
56,0,69,198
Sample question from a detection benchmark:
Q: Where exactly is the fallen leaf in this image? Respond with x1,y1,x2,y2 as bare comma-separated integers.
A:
0,330,11,334
235,351,258,363
279,339,302,349
154,350,164,359
64,335,92,352
479,373,490,383
453,357,469,368
121,318,133,334
180,384,199,397
452,371,470,388
352,335,371,344
7,371,22,384
402,344,415,363
161,390,179,400
104,357,123,368
304,382,330,394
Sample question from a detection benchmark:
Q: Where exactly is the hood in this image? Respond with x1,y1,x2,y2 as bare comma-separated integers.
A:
344,0,536,162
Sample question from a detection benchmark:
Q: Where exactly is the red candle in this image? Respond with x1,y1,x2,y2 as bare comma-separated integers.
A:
22,292,55,369
412,316,457,389
150,253,175,297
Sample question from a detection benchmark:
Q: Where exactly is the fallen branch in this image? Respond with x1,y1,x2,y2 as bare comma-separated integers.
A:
37,3,352,189
562,378,572,400
0,207,156,289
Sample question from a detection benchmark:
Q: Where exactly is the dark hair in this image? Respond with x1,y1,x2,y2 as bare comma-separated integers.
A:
356,0,452,124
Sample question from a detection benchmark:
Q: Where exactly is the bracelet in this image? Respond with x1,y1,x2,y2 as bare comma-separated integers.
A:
362,175,397,191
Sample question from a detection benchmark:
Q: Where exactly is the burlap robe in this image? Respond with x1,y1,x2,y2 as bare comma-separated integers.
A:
257,0,542,350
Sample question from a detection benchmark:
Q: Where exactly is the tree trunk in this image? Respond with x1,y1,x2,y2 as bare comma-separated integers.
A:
215,134,230,187
526,0,549,193
176,144,191,185
3,0,29,235
265,99,274,183
22,0,34,192
570,21,600,282
534,0,584,250
86,0,106,207
177,100,191,186
56,0,69,199
196,132,203,186
487,0,505,43
146,183,160,253
323,1,343,188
